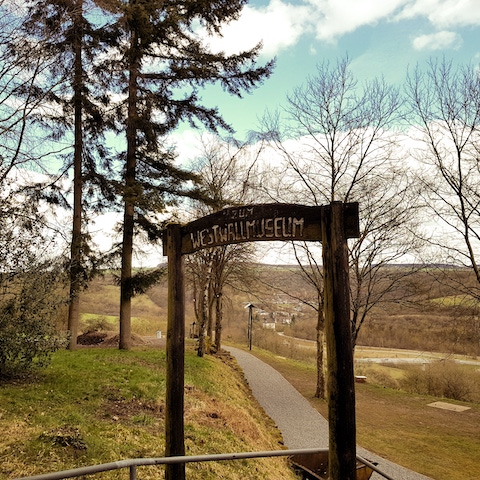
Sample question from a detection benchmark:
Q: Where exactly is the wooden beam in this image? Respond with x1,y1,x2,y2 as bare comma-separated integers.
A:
161,202,360,480
321,202,357,480
180,204,323,254
165,224,186,480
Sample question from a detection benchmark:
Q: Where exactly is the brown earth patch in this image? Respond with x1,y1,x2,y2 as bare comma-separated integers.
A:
100,388,164,422
77,331,108,345
39,426,87,451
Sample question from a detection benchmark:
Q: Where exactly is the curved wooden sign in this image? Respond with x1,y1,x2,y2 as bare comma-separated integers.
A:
164,202,359,255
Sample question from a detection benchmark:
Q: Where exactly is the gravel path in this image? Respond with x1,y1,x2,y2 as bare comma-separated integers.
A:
226,346,433,480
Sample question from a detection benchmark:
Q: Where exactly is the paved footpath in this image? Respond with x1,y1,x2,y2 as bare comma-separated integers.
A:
226,346,433,480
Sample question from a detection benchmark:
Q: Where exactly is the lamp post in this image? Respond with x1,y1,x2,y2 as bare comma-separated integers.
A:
245,303,255,350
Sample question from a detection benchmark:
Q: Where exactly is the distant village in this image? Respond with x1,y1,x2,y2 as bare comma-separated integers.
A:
256,293,306,330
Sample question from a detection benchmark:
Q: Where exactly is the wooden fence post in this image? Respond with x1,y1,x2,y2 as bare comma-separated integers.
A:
321,202,356,480
165,224,186,480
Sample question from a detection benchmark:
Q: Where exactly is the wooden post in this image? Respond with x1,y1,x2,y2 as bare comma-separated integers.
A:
321,202,356,480
165,224,186,480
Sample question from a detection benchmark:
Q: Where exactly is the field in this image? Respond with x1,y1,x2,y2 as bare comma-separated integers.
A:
247,346,480,480
224,264,480,357
78,276,169,337
74,266,480,359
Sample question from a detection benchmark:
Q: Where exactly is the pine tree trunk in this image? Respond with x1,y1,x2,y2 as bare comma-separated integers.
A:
119,198,134,350
119,28,139,351
67,0,83,350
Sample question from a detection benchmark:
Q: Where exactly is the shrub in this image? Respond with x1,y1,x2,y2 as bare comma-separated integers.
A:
253,328,316,363
400,361,478,402
362,368,399,390
82,315,111,333
0,264,69,380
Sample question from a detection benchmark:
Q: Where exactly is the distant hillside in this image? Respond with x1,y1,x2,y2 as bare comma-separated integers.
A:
77,263,480,356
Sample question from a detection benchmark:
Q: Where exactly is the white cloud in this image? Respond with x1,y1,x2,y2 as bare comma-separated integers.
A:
207,0,409,48
306,0,407,41
197,0,410,56
412,31,462,51
396,0,480,28
199,0,311,56
168,129,206,165
196,0,480,58
305,0,480,42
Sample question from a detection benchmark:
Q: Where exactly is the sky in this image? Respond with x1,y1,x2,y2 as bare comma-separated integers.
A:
164,0,480,264
179,0,480,146
29,0,480,266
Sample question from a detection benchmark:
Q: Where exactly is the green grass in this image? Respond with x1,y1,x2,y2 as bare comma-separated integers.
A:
430,294,480,307
80,313,167,337
0,347,297,480
355,383,480,480
78,276,168,336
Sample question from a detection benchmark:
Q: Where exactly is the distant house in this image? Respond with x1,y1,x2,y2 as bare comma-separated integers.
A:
262,319,276,330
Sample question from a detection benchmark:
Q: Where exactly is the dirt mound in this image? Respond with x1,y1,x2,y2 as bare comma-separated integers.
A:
102,333,148,347
77,331,162,348
77,331,108,345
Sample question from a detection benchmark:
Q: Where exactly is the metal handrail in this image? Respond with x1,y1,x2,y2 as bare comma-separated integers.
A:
15,448,396,480
357,455,396,480
15,448,327,480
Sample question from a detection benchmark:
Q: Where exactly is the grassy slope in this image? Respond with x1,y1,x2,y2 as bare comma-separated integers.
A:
246,347,480,480
0,346,297,480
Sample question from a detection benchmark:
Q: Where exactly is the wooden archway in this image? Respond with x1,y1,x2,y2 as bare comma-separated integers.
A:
163,202,359,480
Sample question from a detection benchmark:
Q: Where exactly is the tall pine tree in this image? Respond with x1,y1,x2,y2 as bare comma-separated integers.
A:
102,0,275,351
23,0,116,349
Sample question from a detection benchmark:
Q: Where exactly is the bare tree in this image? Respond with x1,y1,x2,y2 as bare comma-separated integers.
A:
186,135,263,355
347,167,423,344
406,58,480,298
0,2,71,377
187,248,213,357
261,56,421,397
0,2,63,178
0,1,70,245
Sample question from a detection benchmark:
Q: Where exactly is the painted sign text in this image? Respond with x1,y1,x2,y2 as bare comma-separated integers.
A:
190,215,305,250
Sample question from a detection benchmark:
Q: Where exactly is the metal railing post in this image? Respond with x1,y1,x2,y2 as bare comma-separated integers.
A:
129,465,137,480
